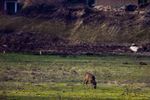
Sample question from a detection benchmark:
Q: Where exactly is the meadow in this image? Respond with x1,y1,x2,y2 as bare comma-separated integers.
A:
0,53,150,100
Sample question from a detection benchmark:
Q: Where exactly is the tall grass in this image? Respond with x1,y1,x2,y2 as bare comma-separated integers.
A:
0,15,150,44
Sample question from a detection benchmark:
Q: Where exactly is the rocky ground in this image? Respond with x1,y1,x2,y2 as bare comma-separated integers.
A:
0,32,150,55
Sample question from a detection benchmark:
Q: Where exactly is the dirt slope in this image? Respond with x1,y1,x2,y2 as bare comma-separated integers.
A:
0,5,150,54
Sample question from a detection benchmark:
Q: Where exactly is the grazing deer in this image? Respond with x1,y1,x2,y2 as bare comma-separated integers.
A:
83,72,97,89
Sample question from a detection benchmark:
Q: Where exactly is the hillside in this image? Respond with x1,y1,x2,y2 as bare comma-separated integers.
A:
0,5,150,54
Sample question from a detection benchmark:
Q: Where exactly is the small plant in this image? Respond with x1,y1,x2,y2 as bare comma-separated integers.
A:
0,91,8,100
57,93,62,100
122,84,142,97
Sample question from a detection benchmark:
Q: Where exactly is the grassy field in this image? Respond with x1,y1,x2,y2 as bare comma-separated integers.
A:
0,53,150,100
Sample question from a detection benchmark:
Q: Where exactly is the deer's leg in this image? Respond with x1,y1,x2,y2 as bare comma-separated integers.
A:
85,80,88,85
83,79,88,85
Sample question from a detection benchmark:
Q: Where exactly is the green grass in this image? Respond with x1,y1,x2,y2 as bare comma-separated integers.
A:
0,53,150,100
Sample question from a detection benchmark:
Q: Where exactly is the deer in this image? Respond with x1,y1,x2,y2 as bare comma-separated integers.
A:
83,72,97,89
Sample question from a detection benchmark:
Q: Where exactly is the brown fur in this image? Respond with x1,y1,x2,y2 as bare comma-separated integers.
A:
83,72,97,89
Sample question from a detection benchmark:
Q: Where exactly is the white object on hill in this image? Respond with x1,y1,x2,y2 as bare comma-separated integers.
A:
129,44,141,53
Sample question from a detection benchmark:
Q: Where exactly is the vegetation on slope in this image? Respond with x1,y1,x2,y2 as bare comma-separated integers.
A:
0,5,150,52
